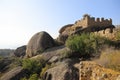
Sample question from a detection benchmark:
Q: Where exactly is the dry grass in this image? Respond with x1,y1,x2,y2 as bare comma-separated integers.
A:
95,48,120,72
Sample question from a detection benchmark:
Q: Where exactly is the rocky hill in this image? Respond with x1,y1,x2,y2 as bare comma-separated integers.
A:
0,15,120,80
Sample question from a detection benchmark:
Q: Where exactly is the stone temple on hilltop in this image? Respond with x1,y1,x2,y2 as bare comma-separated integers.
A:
58,14,115,43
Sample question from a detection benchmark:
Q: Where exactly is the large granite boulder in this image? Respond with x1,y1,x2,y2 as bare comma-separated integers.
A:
14,45,26,57
26,31,55,57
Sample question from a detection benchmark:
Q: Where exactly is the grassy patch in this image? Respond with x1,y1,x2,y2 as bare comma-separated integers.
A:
95,49,120,72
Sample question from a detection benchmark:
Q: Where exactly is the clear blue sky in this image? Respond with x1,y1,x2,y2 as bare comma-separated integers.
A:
0,0,120,49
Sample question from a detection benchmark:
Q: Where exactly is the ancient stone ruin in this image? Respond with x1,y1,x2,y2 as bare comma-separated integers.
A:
72,14,112,30
58,14,115,43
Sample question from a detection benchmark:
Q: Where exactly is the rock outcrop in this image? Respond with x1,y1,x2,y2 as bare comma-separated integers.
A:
43,61,120,80
26,31,55,57
43,59,79,80
31,46,71,63
14,45,26,57
59,24,73,34
58,24,73,43
0,66,27,80
0,58,12,73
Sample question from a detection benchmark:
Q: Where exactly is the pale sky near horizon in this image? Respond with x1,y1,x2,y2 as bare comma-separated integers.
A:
0,0,120,49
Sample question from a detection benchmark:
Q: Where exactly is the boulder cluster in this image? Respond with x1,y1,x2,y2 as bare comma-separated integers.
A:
14,31,56,58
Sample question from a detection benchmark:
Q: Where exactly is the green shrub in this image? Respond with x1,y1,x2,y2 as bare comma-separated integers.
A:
66,33,98,57
29,74,38,80
22,59,44,74
66,33,116,58
20,74,39,80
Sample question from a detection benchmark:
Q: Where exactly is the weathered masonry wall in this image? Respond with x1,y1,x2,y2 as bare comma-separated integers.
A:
72,15,112,31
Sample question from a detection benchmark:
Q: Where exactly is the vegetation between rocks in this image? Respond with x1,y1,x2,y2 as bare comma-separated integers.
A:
66,33,101,58
96,49,120,72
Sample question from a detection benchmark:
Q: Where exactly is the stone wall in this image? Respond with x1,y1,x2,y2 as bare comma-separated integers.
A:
75,61,120,80
88,17,112,27
94,28,115,39
71,14,112,31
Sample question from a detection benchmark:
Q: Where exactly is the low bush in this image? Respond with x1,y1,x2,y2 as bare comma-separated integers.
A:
29,74,38,80
22,59,45,74
66,33,99,57
21,74,39,80
66,33,117,58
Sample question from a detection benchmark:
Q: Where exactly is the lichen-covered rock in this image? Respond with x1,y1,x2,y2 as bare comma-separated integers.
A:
14,45,26,57
26,31,55,57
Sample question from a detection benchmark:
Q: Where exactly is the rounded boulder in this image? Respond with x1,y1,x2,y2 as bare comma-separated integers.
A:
26,31,55,57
